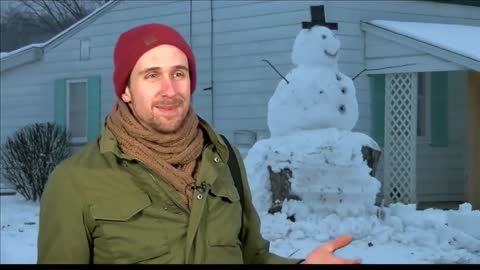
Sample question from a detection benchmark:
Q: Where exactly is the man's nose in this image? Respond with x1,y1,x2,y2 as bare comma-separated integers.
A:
159,77,176,96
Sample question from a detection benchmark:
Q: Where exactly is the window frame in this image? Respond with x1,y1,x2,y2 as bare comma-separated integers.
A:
65,79,88,144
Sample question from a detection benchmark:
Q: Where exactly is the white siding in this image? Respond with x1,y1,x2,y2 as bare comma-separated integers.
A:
1,61,55,144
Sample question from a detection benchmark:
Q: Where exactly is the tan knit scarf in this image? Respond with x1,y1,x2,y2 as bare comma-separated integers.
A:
106,99,204,208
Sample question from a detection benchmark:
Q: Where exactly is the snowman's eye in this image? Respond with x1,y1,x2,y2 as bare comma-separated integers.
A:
322,35,327,39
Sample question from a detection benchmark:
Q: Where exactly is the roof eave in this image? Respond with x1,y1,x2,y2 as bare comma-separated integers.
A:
0,47,43,73
361,21,480,72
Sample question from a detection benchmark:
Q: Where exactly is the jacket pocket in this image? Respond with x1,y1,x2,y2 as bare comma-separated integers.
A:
208,176,241,203
91,192,151,221
90,192,171,264
207,179,242,235
206,180,244,263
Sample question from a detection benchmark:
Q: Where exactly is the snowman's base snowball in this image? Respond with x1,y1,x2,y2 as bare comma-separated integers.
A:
245,128,381,218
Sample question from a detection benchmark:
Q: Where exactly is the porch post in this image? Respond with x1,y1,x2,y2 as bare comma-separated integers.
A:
467,71,480,210
383,73,418,204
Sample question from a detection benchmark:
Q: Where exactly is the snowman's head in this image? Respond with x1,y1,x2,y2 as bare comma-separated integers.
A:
291,26,340,67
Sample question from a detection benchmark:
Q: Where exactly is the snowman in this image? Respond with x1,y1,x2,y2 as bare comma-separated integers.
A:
245,24,381,223
267,26,359,136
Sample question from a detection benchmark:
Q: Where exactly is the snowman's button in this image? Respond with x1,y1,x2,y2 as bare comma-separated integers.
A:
341,88,347,94
338,105,346,114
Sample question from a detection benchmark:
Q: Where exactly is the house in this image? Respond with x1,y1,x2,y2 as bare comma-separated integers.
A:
1,0,479,208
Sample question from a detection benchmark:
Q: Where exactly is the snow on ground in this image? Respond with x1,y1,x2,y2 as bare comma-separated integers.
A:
1,186,480,264
0,194,39,264
261,204,480,264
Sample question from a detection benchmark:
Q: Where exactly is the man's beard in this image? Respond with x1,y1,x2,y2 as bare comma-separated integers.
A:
150,109,189,134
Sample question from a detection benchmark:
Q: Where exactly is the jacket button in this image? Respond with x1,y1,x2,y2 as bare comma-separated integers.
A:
213,156,221,163
196,194,203,200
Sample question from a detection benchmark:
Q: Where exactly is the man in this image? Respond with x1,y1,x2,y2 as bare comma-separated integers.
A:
37,23,361,264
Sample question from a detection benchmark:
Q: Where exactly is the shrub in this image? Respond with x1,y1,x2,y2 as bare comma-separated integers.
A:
0,122,71,201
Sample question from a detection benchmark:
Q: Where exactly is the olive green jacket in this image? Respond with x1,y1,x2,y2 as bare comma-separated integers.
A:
37,119,300,264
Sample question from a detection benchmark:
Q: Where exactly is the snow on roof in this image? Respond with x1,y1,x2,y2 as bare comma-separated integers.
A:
0,43,44,60
369,20,480,62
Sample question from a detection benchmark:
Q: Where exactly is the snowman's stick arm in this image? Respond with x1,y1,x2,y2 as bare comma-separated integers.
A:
352,63,416,80
262,59,290,84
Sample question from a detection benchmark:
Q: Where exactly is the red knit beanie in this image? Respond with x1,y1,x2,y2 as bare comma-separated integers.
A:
113,23,196,98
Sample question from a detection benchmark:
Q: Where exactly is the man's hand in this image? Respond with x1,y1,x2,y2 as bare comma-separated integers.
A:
301,234,361,264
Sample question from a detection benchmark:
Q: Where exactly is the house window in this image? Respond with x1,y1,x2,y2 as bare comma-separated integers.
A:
66,80,87,143
417,73,430,138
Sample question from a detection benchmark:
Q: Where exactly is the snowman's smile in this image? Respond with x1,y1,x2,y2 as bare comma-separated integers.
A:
324,49,338,58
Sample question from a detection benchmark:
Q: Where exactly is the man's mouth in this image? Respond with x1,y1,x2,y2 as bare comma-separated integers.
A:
156,105,177,109
155,105,179,111
324,49,338,58
154,104,181,116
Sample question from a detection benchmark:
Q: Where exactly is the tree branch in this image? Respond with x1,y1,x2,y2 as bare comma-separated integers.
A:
19,0,58,33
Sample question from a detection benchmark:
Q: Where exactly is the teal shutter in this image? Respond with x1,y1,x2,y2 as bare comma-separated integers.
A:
54,79,66,128
430,72,449,147
370,74,385,146
87,76,101,141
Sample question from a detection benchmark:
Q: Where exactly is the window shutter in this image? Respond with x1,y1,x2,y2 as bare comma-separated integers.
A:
370,74,385,147
54,79,66,128
430,72,448,147
87,76,101,141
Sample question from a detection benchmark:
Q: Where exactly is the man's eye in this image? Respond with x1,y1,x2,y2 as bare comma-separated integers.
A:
173,71,186,79
146,73,158,79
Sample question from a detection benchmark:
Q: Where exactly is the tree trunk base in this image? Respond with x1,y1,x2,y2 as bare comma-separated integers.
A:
267,165,301,215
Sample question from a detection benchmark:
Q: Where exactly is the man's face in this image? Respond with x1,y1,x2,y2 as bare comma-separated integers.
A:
122,44,191,133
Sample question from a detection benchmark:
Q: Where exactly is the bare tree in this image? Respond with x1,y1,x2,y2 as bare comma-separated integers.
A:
1,0,107,52
18,0,107,34
0,6,50,52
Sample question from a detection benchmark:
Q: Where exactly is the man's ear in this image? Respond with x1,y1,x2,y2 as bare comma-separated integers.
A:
121,86,132,103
